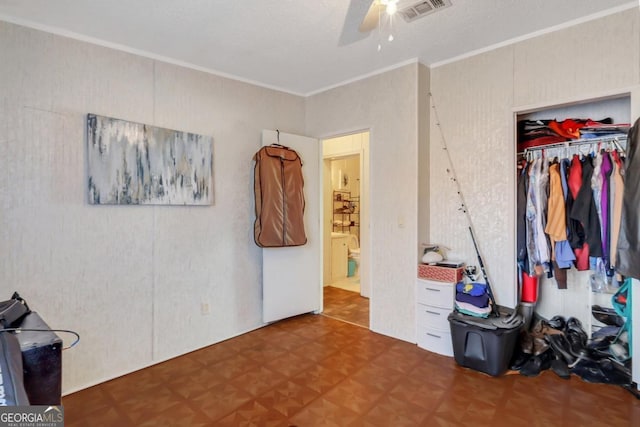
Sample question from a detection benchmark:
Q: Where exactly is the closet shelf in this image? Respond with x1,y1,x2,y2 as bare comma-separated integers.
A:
519,134,627,156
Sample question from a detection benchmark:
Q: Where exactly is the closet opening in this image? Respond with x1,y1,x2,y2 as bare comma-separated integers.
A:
321,131,370,328
514,93,633,380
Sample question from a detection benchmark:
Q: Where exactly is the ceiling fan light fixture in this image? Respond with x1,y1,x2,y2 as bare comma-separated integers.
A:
382,0,399,15
386,2,398,15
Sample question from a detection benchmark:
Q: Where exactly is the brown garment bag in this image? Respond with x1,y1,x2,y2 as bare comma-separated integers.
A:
253,145,307,247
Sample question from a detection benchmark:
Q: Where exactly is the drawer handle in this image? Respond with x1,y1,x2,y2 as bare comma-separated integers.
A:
426,332,442,339
425,310,441,315
425,287,441,292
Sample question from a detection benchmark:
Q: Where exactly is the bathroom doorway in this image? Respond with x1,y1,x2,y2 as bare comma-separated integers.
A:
321,131,369,327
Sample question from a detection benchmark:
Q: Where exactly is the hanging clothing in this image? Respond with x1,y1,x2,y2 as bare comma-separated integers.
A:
591,151,604,237
567,155,589,270
545,163,567,245
555,158,576,278
545,163,574,288
571,156,603,258
568,154,582,200
520,141,626,279
560,158,569,202
535,158,551,271
599,152,613,266
610,151,625,267
617,119,640,279
525,160,540,276
517,164,528,272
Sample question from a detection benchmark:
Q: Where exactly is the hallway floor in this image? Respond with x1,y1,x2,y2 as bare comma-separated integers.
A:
323,285,369,327
62,314,639,426
329,276,360,293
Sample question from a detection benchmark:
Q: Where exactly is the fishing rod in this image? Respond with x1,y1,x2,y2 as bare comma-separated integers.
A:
429,92,510,321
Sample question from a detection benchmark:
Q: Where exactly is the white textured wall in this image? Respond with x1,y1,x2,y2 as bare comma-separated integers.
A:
0,21,305,393
430,46,515,307
418,63,430,257
512,10,639,107
306,63,427,342
323,133,363,157
430,9,640,317
4,8,637,393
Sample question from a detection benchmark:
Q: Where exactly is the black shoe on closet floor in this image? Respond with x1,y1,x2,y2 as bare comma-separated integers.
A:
591,305,624,327
565,317,588,355
546,333,577,365
566,317,588,339
551,357,571,379
520,349,553,377
548,315,566,330
510,349,531,371
587,334,615,351
571,358,632,385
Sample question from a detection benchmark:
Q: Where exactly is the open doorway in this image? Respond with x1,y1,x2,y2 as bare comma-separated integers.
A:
321,131,369,327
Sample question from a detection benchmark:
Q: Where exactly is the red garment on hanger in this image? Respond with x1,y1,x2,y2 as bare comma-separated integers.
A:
568,154,582,199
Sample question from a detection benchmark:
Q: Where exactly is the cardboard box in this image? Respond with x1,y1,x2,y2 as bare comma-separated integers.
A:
418,264,464,283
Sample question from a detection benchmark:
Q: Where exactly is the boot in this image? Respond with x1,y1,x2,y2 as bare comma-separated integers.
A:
532,336,549,356
532,318,563,337
520,330,533,354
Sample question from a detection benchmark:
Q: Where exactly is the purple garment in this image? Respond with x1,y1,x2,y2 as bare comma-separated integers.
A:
600,152,612,263
455,291,490,308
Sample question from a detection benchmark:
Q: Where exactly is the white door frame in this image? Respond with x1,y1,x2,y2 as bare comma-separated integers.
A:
320,131,370,300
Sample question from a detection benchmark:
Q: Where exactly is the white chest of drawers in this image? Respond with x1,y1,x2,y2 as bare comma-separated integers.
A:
416,278,455,357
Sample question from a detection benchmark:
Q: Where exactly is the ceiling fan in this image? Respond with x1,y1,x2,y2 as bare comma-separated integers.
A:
358,0,452,33
359,0,399,32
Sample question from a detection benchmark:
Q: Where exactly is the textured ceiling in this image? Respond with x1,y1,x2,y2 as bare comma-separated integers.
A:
0,0,635,95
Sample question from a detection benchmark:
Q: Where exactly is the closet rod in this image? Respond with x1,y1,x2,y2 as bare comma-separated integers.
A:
519,134,628,156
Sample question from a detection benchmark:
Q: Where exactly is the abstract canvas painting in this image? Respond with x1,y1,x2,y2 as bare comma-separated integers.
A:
87,114,213,205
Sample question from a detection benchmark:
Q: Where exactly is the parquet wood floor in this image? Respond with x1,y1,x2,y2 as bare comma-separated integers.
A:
322,285,369,327
63,314,639,426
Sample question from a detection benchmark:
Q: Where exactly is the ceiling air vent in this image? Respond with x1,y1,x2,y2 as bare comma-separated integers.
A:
399,0,452,23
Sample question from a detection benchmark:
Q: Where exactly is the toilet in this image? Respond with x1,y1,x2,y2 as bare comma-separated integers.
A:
347,234,360,276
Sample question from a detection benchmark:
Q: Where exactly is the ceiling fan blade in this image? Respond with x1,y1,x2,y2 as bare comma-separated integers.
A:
339,0,373,46
359,1,384,33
